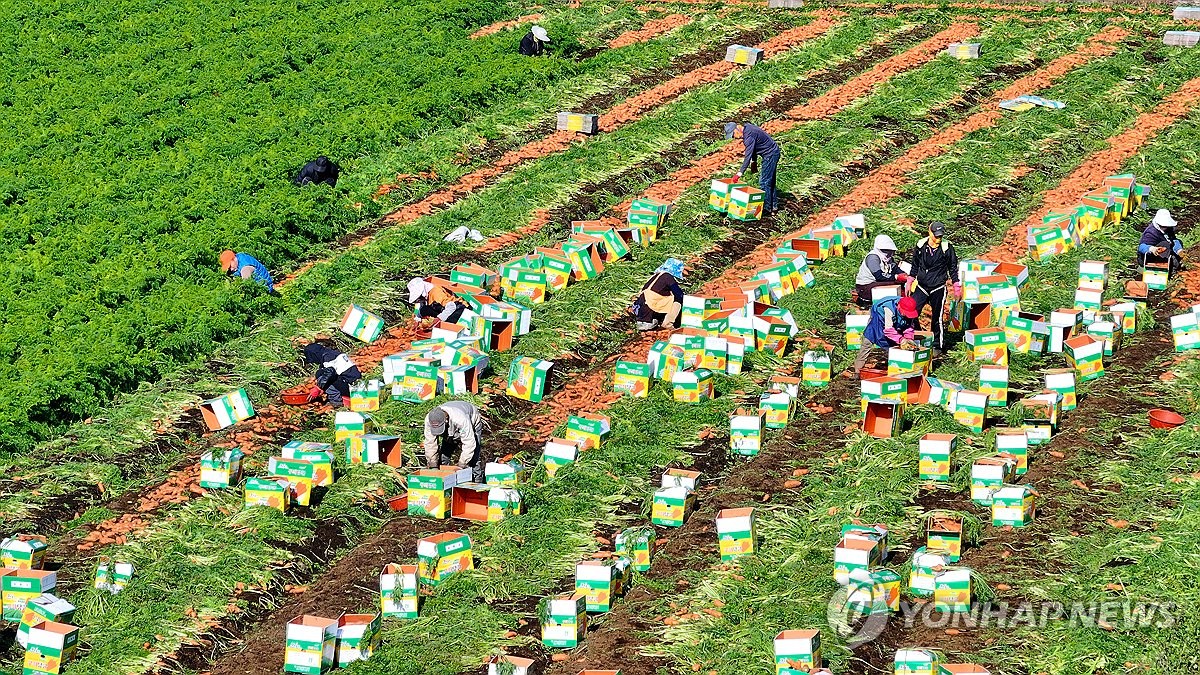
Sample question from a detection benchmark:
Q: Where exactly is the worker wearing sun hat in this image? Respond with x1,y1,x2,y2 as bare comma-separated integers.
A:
220,250,275,291
725,121,782,215
424,400,486,482
1138,208,1184,274
407,277,465,325
854,295,920,376
632,258,685,331
908,221,960,356
519,25,551,56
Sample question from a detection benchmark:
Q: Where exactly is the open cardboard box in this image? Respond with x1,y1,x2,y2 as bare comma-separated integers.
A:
863,399,903,438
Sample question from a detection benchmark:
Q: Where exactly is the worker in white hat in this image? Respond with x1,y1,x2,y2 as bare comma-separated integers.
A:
1138,208,1184,274
407,277,465,325
520,25,550,56
423,401,486,482
853,234,912,308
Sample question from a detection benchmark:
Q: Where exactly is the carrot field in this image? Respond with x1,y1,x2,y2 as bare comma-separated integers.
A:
2,1,1200,675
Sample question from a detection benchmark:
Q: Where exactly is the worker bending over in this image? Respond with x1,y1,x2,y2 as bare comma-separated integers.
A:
632,258,685,331
854,234,911,308
424,401,486,482
725,121,781,215
854,296,920,376
909,221,961,356
407,277,466,325
303,343,362,407
519,25,550,56
220,250,275,291
1139,209,1183,275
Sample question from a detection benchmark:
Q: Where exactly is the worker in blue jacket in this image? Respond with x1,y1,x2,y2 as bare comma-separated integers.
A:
1138,209,1184,274
220,250,275,291
725,121,781,215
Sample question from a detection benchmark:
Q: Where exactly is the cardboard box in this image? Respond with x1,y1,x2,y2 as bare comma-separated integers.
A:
244,477,291,512
1143,262,1170,291
284,615,338,675
1064,334,1105,382
953,390,989,433
1021,394,1060,445
701,336,728,372
487,656,536,675
507,358,554,402
843,523,890,560
201,388,256,431
335,613,381,666
340,305,384,343
661,468,701,491
863,399,904,438
542,592,589,649
888,347,931,376
1078,260,1108,291
918,433,955,482
416,532,473,586
991,484,1036,527
1,536,48,571
759,389,793,430
651,487,696,527
347,380,382,412
769,375,801,399
908,547,953,598
970,456,1015,505
543,437,583,478
395,360,440,402
16,594,75,649
933,567,972,613
1171,312,1200,352
451,483,522,521
725,44,765,65
565,413,611,450
648,341,686,381
894,649,940,675
407,468,471,519
93,558,134,595
833,537,880,585
978,365,1008,408
1109,301,1138,335
379,563,419,619
1044,368,1077,412
615,526,656,572
995,428,1029,475
846,568,901,615
613,360,652,397
22,620,79,675
730,407,766,457
1074,288,1103,313
485,460,526,486
200,449,245,489
709,178,746,213
268,457,317,506
1002,312,1044,354
860,376,906,410
438,364,479,395
926,513,963,562
716,508,757,561
449,263,497,290
774,630,821,675
965,328,1007,365
728,185,766,221
563,236,606,281
800,350,832,387
940,665,991,675
669,331,705,369
575,558,630,612
921,377,963,410
672,369,714,403
334,411,371,446
556,111,598,134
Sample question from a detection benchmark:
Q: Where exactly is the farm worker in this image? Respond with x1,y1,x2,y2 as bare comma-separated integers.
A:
294,155,340,187
303,343,362,407
424,401,486,482
854,234,912,308
632,258,685,331
1138,208,1183,274
853,296,920,376
220,250,275,291
519,25,550,56
725,121,781,215
407,277,466,325
908,221,961,356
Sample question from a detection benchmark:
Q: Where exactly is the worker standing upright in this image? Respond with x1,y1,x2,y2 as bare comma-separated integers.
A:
1138,208,1184,275
908,222,961,356
854,234,911,308
220,250,275,291
725,122,782,215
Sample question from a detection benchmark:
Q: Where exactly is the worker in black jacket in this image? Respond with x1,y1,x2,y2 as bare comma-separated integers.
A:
295,156,340,187
908,221,961,356
519,25,550,56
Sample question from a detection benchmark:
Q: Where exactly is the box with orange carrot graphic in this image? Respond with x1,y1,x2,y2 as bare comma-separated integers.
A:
244,477,292,512
613,361,651,397
268,457,317,507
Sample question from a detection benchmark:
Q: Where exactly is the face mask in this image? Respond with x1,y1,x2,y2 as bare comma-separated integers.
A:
928,232,941,245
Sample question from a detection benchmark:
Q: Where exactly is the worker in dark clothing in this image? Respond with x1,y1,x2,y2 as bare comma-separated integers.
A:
632,258,685,331
519,25,550,56
303,343,362,407
853,296,920,376
295,156,339,187
1138,209,1184,274
908,221,961,356
725,122,782,214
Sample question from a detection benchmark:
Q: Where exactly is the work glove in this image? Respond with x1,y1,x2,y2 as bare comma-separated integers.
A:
896,273,910,283
1154,246,1167,256
902,328,916,341
732,173,742,182
307,385,323,400
952,282,963,300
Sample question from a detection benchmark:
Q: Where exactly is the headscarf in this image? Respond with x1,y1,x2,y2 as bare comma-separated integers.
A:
407,277,433,304
655,258,685,280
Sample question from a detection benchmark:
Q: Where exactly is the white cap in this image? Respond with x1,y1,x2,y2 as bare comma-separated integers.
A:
873,234,897,252
532,25,550,42
1153,208,1177,229
407,277,432,304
